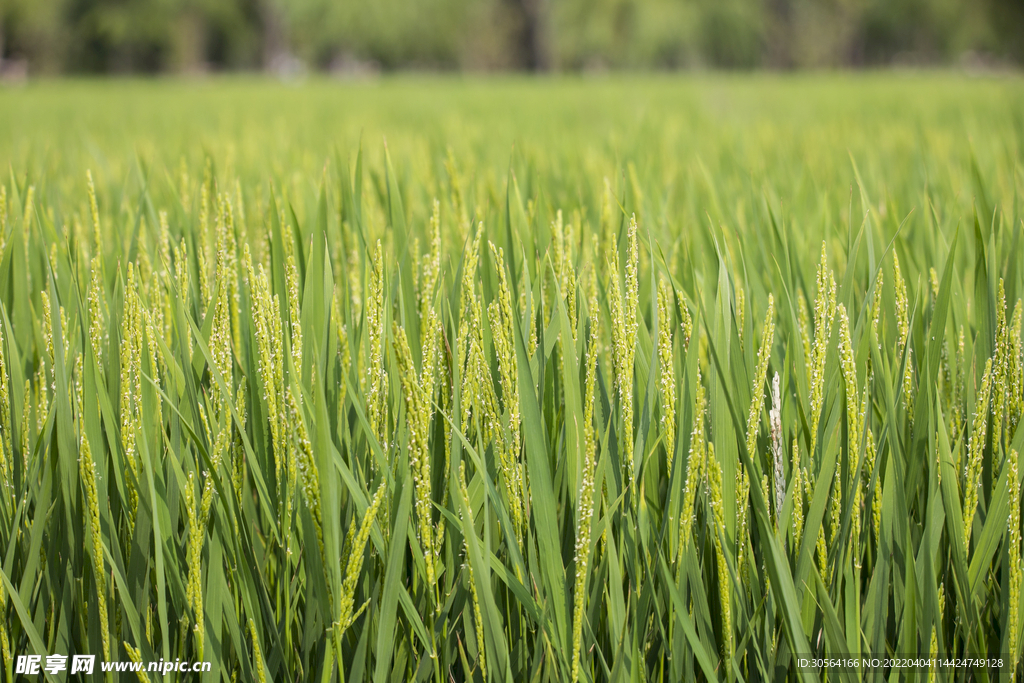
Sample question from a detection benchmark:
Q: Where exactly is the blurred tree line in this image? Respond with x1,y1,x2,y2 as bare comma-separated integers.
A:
0,0,1021,74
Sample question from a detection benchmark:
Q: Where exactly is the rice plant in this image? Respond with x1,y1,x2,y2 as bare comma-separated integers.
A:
0,77,1022,682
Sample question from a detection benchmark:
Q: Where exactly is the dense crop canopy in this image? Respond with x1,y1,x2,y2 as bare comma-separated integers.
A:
0,77,1022,681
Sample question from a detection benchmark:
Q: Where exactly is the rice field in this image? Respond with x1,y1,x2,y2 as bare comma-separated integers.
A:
0,75,1023,681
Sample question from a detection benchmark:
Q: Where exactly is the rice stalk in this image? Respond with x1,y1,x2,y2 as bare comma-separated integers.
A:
184,470,204,656
791,438,804,548
1009,301,1022,436
707,444,732,668
0,321,11,491
770,373,783,528
571,311,599,683
457,462,486,680
119,264,143,535
735,285,745,347
809,243,837,465
893,252,914,421
871,271,883,351
337,481,386,637
249,619,268,683
609,215,639,488
964,358,995,554
993,281,1012,451
78,407,110,660
738,294,774,580
286,252,302,375
657,278,676,469
366,240,388,454
0,185,6,253
678,364,706,557
676,289,693,351
290,387,327,592
1008,448,1021,676
123,642,151,683
488,242,524,538
393,323,437,588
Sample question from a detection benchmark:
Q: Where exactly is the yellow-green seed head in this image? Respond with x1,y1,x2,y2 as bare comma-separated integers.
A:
837,305,861,455
770,373,783,525
0,321,11,462
993,280,1011,444
797,289,812,368
1010,301,1022,434
735,285,746,344
893,251,909,354
745,295,775,461
791,439,804,546
809,243,837,461
458,461,486,678
572,316,600,682
679,365,706,555
1008,448,1021,671
964,358,995,554
286,252,302,373
677,290,693,351
123,643,152,683
79,430,109,660
366,240,388,452
657,278,677,466
183,470,205,655
249,619,268,683
707,444,732,665
0,185,6,248
393,324,436,586
86,171,101,257
871,271,884,351
489,242,521,463
338,482,386,633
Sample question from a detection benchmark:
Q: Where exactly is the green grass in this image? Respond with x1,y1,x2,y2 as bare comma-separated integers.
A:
0,74,1023,682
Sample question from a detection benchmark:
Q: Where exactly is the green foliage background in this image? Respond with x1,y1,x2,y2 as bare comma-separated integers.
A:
0,0,1023,72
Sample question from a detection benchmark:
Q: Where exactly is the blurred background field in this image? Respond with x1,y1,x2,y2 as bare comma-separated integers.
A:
2,74,1022,235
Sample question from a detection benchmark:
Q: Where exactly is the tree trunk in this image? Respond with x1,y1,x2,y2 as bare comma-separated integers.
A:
261,0,286,71
506,0,550,71
526,0,550,71
171,11,206,74
765,0,793,69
